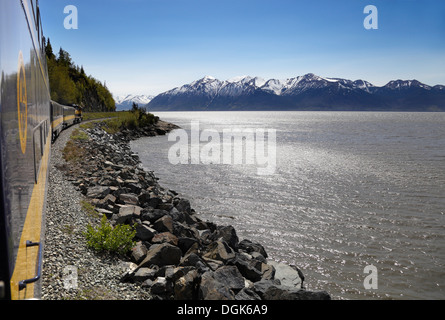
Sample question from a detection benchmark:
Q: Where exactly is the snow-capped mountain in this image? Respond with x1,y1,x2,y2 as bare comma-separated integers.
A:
115,94,154,111
147,74,445,111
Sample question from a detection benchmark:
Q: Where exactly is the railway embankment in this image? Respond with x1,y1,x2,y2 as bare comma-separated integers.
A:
42,117,331,300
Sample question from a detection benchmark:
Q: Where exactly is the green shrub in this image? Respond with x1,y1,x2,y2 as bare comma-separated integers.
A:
71,129,89,141
84,215,136,255
101,107,158,134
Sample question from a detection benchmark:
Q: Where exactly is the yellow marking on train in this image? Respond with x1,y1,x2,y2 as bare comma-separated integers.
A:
52,117,64,129
64,115,76,121
10,130,51,300
17,51,28,154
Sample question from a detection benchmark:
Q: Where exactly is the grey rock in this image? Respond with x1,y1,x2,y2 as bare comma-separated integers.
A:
151,232,179,246
252,280,330,300
260,263,276,281
180,253,209,273
198,271,235,300
175,198,191,215
138,243,182,268
177,237,199,255
131,242,148,264
153,215,174,233
212,225,239,251
98,194,117,208
135,223,157,241
238,239,268,258
119,193,139,205
86,186,111,199
95,208,113,217
168,207,184,222
203,241,236,263
133,267,158,282
142,209,168,223
235,288,262,300
267,260,303,288
114,205,136,224
212,266,245,293
174,269,200,300
227,254,263,282
151,277,173,296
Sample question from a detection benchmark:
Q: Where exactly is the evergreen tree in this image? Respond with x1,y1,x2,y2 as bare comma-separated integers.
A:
44,37,55,60
45,39,116,112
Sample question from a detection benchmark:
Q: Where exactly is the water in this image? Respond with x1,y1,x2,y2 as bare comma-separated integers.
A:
130,111,445,300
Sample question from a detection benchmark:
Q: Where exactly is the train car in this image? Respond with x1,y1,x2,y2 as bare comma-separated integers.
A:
0,0,51,300
50,100,64,141
74,105,83,124
62,105,76,128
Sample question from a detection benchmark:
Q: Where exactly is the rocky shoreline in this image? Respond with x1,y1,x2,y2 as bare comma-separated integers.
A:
42,118,330,300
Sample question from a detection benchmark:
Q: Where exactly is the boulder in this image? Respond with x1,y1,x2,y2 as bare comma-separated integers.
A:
126,182,142,194
179,253,208,273
95,208,113,218
151,232,179,246
212,266,245,293
202,241,235,263
119,193,139,205
238,239,268,258
135,223,157,241
138,191,151,205
138,243,182,268
113,205,136,224
260,263,276,281
177,237,199,255
86,186,111,199
166,266,197,283
252,280,331,300
175,198,191,215
235,288,262,300
168,207,185,222
153,215,174,233
172,222,196,239
131,241,148,264
267,260,303,288
133,267,158,282
151,277,173,297
98,194,116,208
212,225,239,251
119,262,139,283
145,195,162,209
227,254,263,282
142,209,168,223
198,271,235,300
174,269,200,300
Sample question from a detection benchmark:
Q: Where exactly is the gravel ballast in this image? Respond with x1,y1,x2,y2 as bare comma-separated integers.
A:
41,123,151,300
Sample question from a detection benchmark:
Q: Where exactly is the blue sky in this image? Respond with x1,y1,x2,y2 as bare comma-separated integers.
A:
39,0,445,97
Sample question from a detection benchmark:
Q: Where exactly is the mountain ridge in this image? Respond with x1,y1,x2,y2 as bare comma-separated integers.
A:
115,94,154,111
147,74,445,111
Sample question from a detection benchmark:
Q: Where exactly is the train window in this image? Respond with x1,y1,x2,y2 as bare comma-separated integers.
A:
32,120,46,183
43,120,48,146
36,7,41,46
30,0,37,23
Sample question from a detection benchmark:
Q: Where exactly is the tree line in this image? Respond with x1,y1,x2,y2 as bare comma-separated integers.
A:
45,38,116,112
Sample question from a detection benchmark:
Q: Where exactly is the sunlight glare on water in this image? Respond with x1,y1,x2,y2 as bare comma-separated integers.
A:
131,111,445,300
